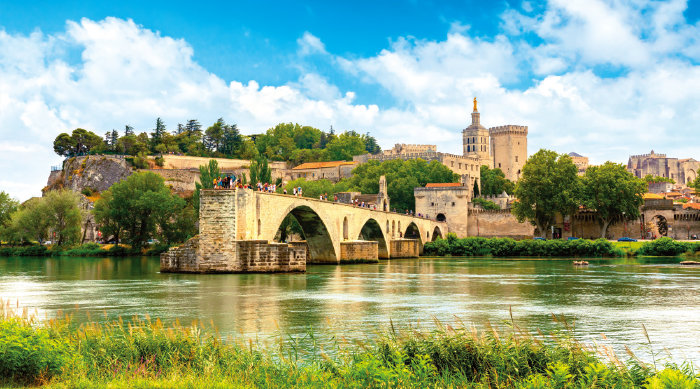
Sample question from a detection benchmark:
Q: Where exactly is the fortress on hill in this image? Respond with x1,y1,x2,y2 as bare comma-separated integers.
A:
354,98,528,188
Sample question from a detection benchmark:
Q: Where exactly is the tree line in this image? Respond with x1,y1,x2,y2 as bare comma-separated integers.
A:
512,150,648,239
53,119,381,165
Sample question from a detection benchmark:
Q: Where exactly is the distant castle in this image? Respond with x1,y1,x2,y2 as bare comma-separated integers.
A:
627,150,699,185
355,98,528,189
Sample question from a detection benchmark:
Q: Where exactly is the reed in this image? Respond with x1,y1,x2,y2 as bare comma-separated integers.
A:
0,299,697,388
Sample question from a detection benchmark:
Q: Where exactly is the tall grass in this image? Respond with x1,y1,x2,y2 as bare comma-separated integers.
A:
424,235,626,257
0,300,697,388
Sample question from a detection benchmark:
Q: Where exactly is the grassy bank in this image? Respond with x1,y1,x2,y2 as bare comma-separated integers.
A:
0,302,697,388
0,242,170,257
424,235,700,258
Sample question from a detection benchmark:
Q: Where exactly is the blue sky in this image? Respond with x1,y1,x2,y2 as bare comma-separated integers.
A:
1,0,700,200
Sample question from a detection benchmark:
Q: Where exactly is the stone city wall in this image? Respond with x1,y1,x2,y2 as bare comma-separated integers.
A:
340,241,379,263
467,209,534,239
161,236,199,273
236,240,306,272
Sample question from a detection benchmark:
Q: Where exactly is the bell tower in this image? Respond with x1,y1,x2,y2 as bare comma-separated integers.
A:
462,98,490,164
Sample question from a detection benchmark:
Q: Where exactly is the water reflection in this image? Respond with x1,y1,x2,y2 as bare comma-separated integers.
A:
0,256,698,363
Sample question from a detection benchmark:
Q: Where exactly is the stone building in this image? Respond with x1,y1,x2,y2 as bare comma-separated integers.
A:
414,182,470,238
356,98,528,186
382,144,437,156
286,161,358,182
568,152,589,175
627,150,699,185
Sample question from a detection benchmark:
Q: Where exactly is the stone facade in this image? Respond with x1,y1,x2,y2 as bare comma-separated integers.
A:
467,209,535,239
568,152,589,175
414,184,470,238
382,144,437,156
489,125,528,182
287,161,358,182
627,150,699,185
340,241,379,263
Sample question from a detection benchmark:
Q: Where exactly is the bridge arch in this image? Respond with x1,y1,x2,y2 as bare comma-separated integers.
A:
270,203,338,263
404,222,422,243
358,217,389,259
431,226,443,241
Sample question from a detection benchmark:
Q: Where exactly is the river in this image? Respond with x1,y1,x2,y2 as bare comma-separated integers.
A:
0,256,698,363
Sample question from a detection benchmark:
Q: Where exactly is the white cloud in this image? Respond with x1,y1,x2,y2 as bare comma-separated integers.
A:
1,2,700,201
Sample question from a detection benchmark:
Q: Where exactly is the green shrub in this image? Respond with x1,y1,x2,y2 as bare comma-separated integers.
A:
424,237,619,257
155,155,165,167
472,197,501,210
80,187,94,197
0,319,71,385
145,243,170,256
0,245,49,257
637,237,691,256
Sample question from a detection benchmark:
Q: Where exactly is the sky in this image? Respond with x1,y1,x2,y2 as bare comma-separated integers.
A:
1,0,700,201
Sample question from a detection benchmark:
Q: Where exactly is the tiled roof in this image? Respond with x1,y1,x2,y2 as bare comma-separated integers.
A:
292,161,357,170
425,183,462,188
665,192,682,197
683,203,700,210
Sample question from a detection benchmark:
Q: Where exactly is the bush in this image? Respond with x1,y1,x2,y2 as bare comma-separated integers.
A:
0,245,48,257
0,319,71,385
80,187,94,197
155,155,165,167
472,197,500,210
637,237,696,256
424,237,620,257
144,243,170,256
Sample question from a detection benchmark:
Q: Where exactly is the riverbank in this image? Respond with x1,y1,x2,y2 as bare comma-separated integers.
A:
0,304,697,388
0,242,169,257
424,236,700,258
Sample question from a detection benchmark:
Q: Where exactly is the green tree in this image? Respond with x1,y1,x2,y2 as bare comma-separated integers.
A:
1,198,50,244
221,122,243,157
204,118,225,153
480,165,515,196
116,134,148,155
690,177,700,192
512,150,580,238
643,174,675,184
326,131,367,161
362,133,381,154
0,191,19,228
249,155,272,184
344,158,459,212
124,125,135,137
43,190,83,246
582,162,647,238
283,178,349,199
193,160,221,216
150,117,167,150
106,172,184,249
93,190,122,245
53,129,103,157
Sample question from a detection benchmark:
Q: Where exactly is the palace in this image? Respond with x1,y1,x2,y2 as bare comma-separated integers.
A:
627,150,699,185
355,98,528,188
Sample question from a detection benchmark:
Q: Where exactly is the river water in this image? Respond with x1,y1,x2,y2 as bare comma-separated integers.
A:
0,256,698,363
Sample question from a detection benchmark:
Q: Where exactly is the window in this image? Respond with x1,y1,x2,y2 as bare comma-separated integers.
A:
458,163,462,169
452,202,455,206
431,202,434,206
498,163,501,168
515,156,518,162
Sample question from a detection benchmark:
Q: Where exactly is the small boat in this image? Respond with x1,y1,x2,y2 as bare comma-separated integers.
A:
680,261,700,266
573,261,589,266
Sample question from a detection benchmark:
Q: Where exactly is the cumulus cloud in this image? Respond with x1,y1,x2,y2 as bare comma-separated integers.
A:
1,1,699,201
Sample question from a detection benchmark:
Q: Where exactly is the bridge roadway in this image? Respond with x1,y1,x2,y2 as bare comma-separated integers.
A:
201,188,448,264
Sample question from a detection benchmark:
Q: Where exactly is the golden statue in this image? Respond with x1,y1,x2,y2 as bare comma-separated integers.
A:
473,97,478,112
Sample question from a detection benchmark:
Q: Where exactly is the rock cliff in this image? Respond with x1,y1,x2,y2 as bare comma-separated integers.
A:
46,155,133,193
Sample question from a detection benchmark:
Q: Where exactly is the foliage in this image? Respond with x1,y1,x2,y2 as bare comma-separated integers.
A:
53,128,104,157
343,158,459,212
0,319,71,385
282,178,350,199
94,172,195,249
636,237,700,256
0,191,19,228
512,150,580,238
423,236,623,257
0,307,696,388
325,131,368,161
480,165,514,196
193,159,221,216
1,190,82,246
644,174,675,184
132,151,150,169
689,177,700,192
582,162,647,239
472,197,500,210
249,154,272,184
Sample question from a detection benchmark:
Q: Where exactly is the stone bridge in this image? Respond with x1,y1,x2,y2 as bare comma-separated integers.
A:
161,189,447,273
